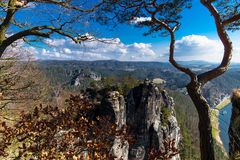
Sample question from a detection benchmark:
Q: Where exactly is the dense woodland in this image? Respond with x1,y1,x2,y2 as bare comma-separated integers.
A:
38,60,240,107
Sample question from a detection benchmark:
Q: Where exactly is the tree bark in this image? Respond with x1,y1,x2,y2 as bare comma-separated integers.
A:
0,45,7,57
187,81,215,160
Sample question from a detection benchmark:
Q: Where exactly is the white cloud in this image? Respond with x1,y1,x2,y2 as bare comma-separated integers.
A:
25,2,36,8
131,17,152,24
159,34,240,63
2,39,37,60
17,34,240,63
174,35,224,62
35,38,158,61
45,39,66,46
63,48,72,54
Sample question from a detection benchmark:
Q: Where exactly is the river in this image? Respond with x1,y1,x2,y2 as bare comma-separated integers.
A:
219,103,232,152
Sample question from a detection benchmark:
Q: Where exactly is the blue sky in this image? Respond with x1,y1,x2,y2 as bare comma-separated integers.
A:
98,0,217,43
18,0,240,62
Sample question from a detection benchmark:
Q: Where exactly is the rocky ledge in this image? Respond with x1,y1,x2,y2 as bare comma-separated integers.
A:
104,80,181,160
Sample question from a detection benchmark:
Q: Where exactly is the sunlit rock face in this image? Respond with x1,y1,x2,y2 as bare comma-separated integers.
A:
107,91,126,130
105,91,129,160
127,81,181,160
229,89,240,159
105,81,181,160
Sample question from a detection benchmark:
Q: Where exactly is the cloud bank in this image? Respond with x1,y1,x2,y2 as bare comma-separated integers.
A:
173,35,240,62
36,38,158,61
174,35,224,61
31,34,240,63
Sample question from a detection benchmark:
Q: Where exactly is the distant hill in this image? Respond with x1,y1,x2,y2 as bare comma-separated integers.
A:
37,60,240,107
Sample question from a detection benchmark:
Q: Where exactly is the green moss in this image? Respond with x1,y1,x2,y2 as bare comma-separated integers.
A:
214,140,228,160
210,109,219,139
161,106,171,126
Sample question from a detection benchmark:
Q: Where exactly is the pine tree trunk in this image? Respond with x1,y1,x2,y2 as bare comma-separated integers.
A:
187,81,215,160
0,45,6,57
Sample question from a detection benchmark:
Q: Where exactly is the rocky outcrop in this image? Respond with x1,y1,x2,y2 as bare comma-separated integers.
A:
107,91,126,130
229,89,240,159
71,70,101,86
104,80,181,160
104,91,129,160
127,80,180,160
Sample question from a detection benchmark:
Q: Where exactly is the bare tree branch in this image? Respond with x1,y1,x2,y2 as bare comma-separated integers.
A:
0,0,104,57
0,0,17,40
198,0,233,84
223,14,240,26
27,0,103,13
143,1,196,80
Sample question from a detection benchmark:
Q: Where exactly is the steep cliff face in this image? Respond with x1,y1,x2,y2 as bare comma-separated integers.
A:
229,89,240,159
104,91,129,160
105,81,181,160
127,80,181,160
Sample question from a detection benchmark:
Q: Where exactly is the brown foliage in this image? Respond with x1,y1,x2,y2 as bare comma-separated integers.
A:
232,89,240,103
0,93,180,160
149,138,180,160
0,95,117,159
233,151,240,160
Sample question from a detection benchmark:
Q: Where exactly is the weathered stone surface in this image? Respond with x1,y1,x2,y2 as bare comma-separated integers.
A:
111,137,129,160
127,81,180,160
71,70,101,86
105,81,181,160
105,91,129,160
107,91,126,130
229,89,240,158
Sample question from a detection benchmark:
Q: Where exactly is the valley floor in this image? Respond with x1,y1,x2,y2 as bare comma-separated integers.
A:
211,97,231,156
216,98,231,110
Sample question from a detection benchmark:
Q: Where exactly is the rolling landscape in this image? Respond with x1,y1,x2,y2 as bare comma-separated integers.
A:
33,60,240,159
1,0,240,160
38,60,240,107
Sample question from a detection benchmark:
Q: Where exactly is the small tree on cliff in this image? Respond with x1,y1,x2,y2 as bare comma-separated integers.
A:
0,0,103,57
98,0,240,159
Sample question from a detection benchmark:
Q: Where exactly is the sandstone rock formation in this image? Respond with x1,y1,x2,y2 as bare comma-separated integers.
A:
104,80,181,160
104,91,129,160
229,89,240,159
